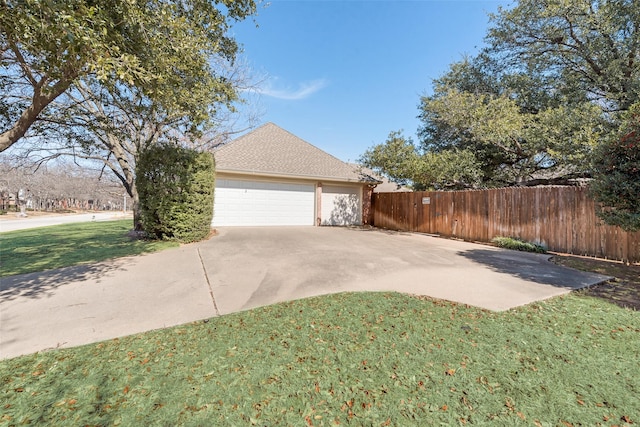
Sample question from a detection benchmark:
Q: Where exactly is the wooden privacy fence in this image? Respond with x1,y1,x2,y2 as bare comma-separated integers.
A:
372,186,640,264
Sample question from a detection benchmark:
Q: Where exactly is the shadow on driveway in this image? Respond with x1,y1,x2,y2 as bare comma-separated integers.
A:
458,248,611,290
0,260,129,302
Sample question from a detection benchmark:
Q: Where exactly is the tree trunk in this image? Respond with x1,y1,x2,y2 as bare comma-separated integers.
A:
130,184,144,231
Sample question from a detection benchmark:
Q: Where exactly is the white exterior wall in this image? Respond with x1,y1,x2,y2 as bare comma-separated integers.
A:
320,185,362,226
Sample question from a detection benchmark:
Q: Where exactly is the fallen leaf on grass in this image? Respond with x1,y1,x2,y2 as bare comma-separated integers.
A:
621,415,633,423
505,398,515,411
445,369,456,376
460,393,473,410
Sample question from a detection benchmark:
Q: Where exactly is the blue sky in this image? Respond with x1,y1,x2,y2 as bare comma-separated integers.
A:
232,0,511,162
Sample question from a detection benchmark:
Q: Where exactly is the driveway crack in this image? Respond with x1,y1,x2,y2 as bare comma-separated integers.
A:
197,248,220,316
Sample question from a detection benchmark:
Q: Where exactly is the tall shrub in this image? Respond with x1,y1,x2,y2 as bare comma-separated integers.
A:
590,112,640,232
136,143,215,242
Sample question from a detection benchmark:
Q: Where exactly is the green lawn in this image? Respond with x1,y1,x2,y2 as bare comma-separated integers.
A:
1,292,638,426
0,220,178,277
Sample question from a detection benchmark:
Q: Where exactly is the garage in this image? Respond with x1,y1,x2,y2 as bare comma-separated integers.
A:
212,123,378,227
321,185,362,226
213,179,315,226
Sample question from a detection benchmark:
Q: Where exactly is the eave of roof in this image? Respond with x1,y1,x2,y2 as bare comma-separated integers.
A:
216,168,375,184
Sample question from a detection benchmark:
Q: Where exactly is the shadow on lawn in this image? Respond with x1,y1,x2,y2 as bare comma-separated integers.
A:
459,248,612,290
0,259,130,302
551,255,640,311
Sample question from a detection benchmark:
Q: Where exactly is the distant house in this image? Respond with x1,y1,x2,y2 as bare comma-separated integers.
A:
212,123,379,226
350,165,411,193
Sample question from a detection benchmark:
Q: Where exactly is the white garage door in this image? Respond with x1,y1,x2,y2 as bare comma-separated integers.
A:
213,179,315,226
321,185,362,226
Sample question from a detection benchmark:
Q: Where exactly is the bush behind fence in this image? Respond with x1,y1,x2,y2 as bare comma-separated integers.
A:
372,186,640,264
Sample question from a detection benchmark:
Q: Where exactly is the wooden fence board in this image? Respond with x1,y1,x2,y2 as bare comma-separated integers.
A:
372,187,640,264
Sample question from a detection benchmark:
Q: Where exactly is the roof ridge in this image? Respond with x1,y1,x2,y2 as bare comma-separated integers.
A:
225,122,275,145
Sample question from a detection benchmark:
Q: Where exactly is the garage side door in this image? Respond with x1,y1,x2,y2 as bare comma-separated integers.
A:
321,185,362,226
213,179,315,226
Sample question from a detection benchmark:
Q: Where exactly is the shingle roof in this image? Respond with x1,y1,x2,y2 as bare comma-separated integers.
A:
214,123,377,183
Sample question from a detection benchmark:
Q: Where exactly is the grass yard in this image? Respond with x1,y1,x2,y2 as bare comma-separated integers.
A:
0,220,178,277
1,292,638,426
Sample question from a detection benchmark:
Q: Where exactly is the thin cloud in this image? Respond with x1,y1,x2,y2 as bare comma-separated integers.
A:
256,78,328,100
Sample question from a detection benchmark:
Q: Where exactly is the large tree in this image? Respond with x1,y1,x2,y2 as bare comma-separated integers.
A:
0,0,257,152
363,56,604,189
10,61,259,227
364,0,637,190
487,0,640,113
418,84,604,187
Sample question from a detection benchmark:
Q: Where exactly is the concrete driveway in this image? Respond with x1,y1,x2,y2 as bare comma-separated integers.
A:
0,227,609,359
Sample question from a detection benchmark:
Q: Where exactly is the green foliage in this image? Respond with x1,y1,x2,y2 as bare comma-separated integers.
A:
420,149,484,190
590,109,640,232
416,60,604,188
136,144,215,243
359,131,483,190
364,81,602,190
359,131,423,188
0,0,257,151
0,220,177,277
491,236,547,254
1,292,638,425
